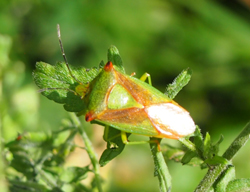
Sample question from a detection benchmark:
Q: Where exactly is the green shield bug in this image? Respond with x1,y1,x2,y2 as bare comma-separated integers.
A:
83,60,195,140
37,24,196,144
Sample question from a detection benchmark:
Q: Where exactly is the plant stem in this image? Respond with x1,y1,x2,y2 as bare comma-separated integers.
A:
194,122,250,192
70,113,102,192
178,137,197,152
222,122,250,160
150,138,172,192
0,118,8,192
195,164,228,192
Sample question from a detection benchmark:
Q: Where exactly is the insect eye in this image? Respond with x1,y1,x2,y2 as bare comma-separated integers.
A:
85,112,95,122
104,61,113,71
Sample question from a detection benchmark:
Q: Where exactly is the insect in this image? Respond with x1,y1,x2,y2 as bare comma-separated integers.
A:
41,25,196,143
16,133,22,141
83,60,196,140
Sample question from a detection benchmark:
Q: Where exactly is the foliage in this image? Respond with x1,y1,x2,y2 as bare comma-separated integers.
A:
2,1,250,192
7,45,247,191
4,127,93,192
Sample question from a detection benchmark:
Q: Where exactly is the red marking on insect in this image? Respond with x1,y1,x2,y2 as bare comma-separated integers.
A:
16,134,22,141
85,112,95,122
104,61,114,71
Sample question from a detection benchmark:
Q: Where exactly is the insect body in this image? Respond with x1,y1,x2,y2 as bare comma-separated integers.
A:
81,61,195,139
37,24,196,141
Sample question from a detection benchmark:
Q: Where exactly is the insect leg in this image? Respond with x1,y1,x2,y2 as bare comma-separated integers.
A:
121,132,161,150
103,126,122,142
140,73,152,85
103,126,161,150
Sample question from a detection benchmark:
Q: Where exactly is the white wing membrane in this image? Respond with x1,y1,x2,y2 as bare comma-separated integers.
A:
145,103,196,138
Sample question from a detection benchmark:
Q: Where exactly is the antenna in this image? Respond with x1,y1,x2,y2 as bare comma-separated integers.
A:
57,24,82,84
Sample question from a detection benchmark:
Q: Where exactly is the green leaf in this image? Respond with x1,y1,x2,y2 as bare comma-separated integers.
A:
10,152,35,179
99,126,130,167
107,45,125,73
162,144,203,166
99,60,105,68
53,129,78,159
165,68,192,100
181,151,197,165
73,183,92,192
212,135,224,154
9,180,49,192
203,132,211,158
226,178,250,192
60,166,89,183
161,144,184,162
204,155,229,166
193,126,204,155
33,62,99,112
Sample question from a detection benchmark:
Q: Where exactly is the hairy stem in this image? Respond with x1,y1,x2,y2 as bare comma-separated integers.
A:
222,122,250,160
194,122,250,192
150,138,172,192
70,113,102,192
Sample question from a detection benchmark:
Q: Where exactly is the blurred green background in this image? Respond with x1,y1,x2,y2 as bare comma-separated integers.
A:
1,0,250,191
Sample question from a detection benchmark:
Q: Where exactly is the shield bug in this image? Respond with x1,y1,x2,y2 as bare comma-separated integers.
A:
82,60,196,140
36,25,196,144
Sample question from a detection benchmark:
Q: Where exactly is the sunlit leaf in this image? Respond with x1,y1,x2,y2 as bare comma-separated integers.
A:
107,45,125,73
165,68,192,100
99,126,130,167
33,62,99,112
